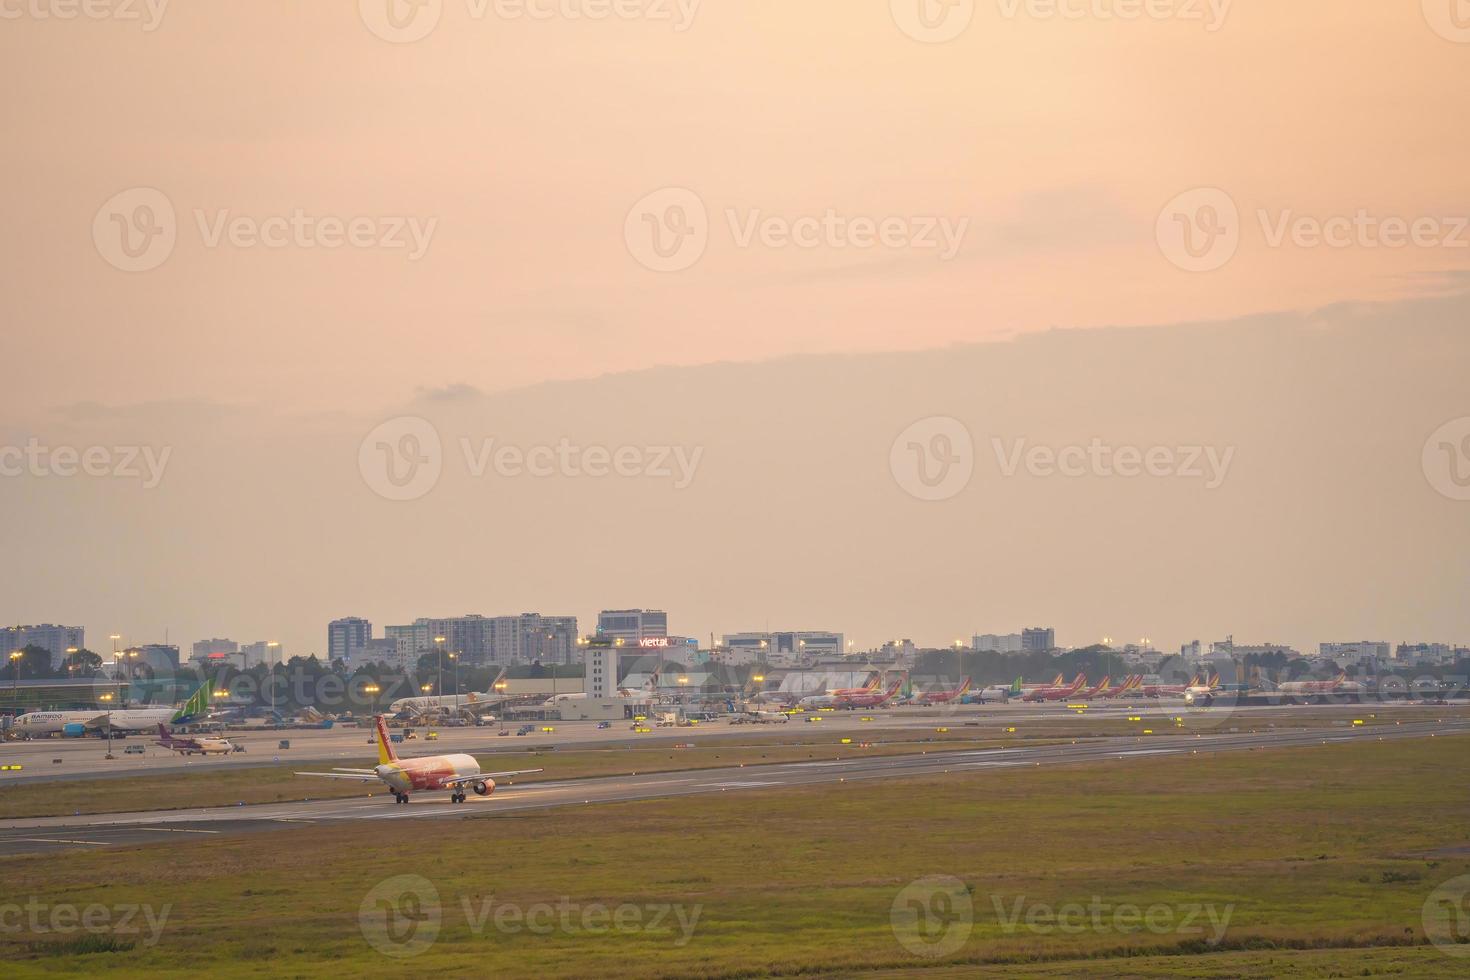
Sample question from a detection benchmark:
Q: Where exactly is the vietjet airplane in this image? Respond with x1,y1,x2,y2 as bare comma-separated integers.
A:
1021,674,1088,702
12,681,213,736
1077,676,1113,699
1141,674,1200,699
917,678,973,704
1277,672,1366,702
1096,675,1143,699
829,675,882,698
839,680,903,708
154,723,236,756
1181,673,1225,706
297,715,542,805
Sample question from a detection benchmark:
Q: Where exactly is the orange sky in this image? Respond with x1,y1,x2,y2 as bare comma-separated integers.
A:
2,2,1469,655
2,2,1467,417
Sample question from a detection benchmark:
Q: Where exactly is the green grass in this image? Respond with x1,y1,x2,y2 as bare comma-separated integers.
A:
2,733,1467,976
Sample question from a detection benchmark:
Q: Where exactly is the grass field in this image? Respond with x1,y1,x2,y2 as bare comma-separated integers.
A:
2,733,1467,976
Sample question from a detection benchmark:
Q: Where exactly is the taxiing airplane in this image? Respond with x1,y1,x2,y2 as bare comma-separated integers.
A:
155,723,236,756
1181,673,1225,705
297,715,542,804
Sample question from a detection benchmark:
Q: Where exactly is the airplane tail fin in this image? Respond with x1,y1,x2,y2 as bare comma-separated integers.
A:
172,678,212,724
373,714,398,765
959,678,973,695
1051,673,1064,687
1010,677,1023,695
155,722,173,742
1208,672,1221,688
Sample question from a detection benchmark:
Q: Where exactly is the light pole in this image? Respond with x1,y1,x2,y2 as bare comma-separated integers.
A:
9,650,22,705
266,641,280,727
433,636,446,715
447,652,459,716
100,692,115,758
364,682,380,717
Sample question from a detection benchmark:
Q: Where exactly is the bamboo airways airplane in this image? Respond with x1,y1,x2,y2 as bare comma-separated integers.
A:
296,715,542,804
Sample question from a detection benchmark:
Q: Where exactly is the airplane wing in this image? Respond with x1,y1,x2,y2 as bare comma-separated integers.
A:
76,714,116,730
440,769,543,787
295,772,379,781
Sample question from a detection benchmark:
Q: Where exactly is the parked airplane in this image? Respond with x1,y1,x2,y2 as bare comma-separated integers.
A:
976,678,1025,702
1276,672,1366,703
1095,675,1143,699
296,715,542,804
1078,676,1113,699
12,681,213,736
916,678,973,704
543,667,662,707
1140,674,1201,699
1021,674,1088,702
154,723,236,756
840,680,904,708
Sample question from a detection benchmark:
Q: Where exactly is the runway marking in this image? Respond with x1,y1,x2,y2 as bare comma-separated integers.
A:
15,837,109,845
698,781,784,788
133,827,221,834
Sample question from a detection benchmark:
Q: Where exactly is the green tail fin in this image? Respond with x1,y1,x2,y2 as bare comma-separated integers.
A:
173,678,212,723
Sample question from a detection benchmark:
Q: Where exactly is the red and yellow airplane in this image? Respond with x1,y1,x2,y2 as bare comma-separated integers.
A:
920,678,973,704
840,679,904,708
297,715,541,805
1021,673,1088,702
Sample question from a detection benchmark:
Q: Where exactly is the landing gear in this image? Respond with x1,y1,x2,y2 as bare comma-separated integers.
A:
450,791,466,804
394,793,409,804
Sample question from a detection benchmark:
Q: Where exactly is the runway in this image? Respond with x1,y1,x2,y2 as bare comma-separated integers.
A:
2,699,1449,783
1,718,1462,857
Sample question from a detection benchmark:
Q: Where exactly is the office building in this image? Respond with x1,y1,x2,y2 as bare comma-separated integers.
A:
191,638,238,663
1022,627,1056,652
972,633,1023,654
238,641,284,668
124,644,180,674
1319,641,1391,663
723,631,845,667
0,624,85,671
328,617,372,664
597,609,669,645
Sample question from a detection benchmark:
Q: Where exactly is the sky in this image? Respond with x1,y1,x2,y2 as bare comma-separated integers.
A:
1,2,1468,657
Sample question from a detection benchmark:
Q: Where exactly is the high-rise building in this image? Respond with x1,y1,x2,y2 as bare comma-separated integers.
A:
0,624,86,671
238,641,285,668
972,633,1023,654
1319,641,1390,662
328,617,372,664
191,638,238,663
125,644,180,673
384,613,580,667
1022,627,1056,652
597,609,668,645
